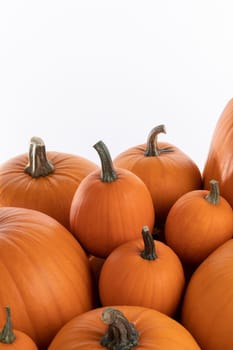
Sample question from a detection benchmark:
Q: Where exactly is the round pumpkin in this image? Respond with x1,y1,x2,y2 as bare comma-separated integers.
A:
99,226,185,317
0,207,94,350
114,124,202,227
70,140,155,258
203,97,233,208
181,239,233,350
0,306,38,350
165,179,233,265
0,136,98,229
48,305,201,350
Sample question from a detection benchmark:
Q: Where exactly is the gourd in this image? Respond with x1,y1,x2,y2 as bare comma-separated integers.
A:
0,207,94,350
114,125,202,227
99,226,185,316
70,140,155,258
48,305,201,350
165,179,233,265
0,136,98,229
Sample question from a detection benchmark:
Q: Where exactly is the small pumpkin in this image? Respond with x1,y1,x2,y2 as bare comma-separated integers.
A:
0,207,94,350
165,179,233,265
114,124,202,227
99,226,185,317
0,136,98,229
48,305,201,350
0,307,38,349
203,97,233,208
181,239,233,350
70,140,155,258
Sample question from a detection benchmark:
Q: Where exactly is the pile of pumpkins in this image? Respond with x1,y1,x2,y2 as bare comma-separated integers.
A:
0,98,232,350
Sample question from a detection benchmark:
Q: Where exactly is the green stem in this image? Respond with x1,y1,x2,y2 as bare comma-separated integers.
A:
93,141,117,183
100,307,139,350
205,179,220,205
144,124,174,156
141,226,157,260
0,306,16,344
24,136,55,178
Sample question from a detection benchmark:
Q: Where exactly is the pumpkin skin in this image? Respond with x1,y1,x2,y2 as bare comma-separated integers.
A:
0,207,94,350
181,239,233,350
48,305,201,350
203,98,233,208
70,141,155,258
98,226,185,317
0,137,98,229
114,125,202,227
165,180,233,265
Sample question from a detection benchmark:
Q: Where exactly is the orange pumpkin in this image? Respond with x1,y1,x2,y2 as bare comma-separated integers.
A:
48,305,201,350
203,98,233,208
181,239,233,350
0,307,38,350
114,125,202,227
99,226,185,317
0,136,98,229
0,207,94,350
165,179,233,265
70,140,155,258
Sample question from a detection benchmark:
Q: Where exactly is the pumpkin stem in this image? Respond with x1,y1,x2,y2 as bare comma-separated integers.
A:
24,136,55,178
144,124,174,156
205,179,220,205
141,225,157,260
0,306,16,344
100,307,139,350
93,141,118,183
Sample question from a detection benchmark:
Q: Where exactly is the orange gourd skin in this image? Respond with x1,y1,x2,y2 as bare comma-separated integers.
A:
98,237,185,316
203,98,233,208
0,152,98,229
0,330,38,350
164,188,233,265
48,305,201,350
114,141,202,227
70,168,155,258
181,239,233,350
0,207,94,350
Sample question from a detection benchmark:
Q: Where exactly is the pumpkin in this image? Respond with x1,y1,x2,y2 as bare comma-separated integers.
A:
48,305,201,350
70,140,155,258
99,226,185,317
165,179,233,265
203,98,233,208
0,136,98,229
114,124,202,227
181,239,233,350
0,306,38,350
0,207,94,350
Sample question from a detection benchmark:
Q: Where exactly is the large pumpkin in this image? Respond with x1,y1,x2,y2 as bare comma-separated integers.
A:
203,98,233,208
181,239,233,350
48,305,201,350
0,207,94,350
0,136,98,229
70,140,155,258
165,179,233,265
99,226,185,317
114,125,202,227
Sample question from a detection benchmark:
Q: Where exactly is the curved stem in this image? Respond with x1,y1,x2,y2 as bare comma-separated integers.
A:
141,226,157,260
0,306,16,344
100,307,139,350
205,179,220,205
93,141,117,183
24,136,55,178
144,124,174,157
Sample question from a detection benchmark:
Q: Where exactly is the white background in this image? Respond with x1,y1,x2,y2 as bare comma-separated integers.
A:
1,1,233,173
